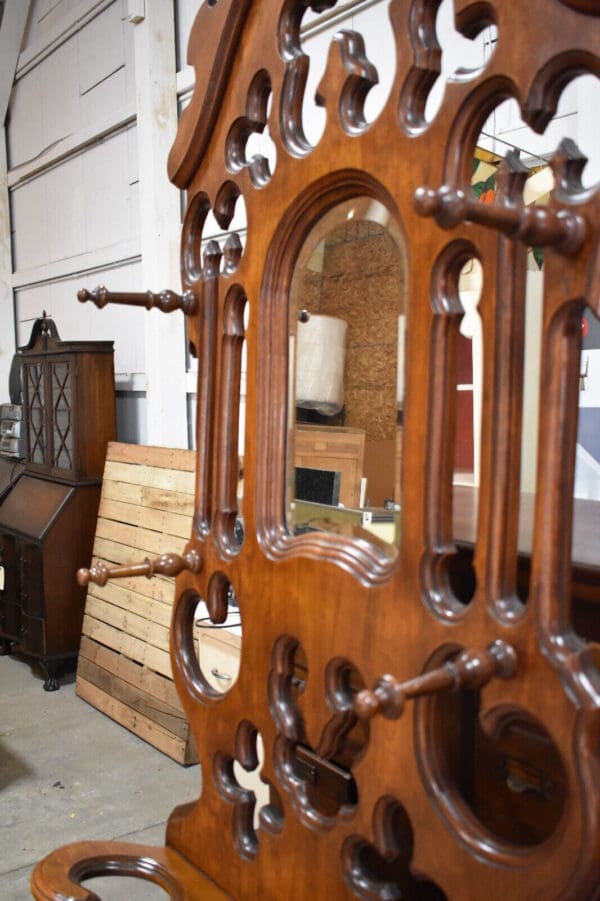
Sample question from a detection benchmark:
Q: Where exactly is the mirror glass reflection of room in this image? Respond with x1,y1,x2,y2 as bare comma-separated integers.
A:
287,197,407,558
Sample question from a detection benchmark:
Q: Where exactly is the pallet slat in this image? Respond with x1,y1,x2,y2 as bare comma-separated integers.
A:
103,460,194,494
79,636,181,709
85,596,171,653
94,517,187,557
101,480,194,516
76,442,197,765
106,443,196,471
82,614,173,677
78,655,189,739
88,581,173,629
76,677,195,765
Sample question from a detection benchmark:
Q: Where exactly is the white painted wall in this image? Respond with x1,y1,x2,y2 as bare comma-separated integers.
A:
0,0,31,404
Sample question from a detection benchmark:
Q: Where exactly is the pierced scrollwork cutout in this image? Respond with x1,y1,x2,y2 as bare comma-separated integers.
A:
269,638,368,828
341,795,447,900
315,30,379,137
397,0,498,135
181,187,246,284
278,0,337,155
226,69,276,187
172,587,239,703
415,682,569,854
213,720,283,860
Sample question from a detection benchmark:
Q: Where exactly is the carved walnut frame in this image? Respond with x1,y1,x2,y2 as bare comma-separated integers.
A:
32,1,599,899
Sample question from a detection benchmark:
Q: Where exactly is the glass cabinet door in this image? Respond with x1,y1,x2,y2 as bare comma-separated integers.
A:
23,357,75,476
50,361,73,473
24,362,46,466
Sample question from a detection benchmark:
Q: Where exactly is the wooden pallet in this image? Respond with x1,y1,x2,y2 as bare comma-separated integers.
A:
75,442,198,765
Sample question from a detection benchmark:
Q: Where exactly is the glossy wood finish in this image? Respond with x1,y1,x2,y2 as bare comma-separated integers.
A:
78,286,198,316
31,841,230,901
77,550,203,587
0,455,23,502
0,477,101,688
32,2,600,899
0,316,115,688
20,315,115,484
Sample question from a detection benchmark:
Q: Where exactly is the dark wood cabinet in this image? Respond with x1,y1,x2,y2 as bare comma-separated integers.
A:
0,316,115,689
21,316,114,483
0,456,24,502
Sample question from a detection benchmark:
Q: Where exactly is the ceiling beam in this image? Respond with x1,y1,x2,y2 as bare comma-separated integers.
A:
0,0,31,122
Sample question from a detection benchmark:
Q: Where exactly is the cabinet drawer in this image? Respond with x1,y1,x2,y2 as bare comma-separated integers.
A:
18,543,44,617
197,630,241,691
0,601,22,639
19,613,46,655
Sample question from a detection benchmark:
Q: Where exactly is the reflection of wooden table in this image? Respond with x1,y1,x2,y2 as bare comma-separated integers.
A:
452,486,600,637
295,425,365,508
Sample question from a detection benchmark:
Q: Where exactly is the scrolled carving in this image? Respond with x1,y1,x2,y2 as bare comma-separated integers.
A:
341,796,447,900
315,31,379,136
213,721,283,860
181,187,246,285
397,0,498,136
30,2,600,899
167,0,253,188
270,641,368,829
278,0,337,155
225,70,275,187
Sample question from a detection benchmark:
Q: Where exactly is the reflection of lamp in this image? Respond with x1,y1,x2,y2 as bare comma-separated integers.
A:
396,314,406,409
296,314,347,415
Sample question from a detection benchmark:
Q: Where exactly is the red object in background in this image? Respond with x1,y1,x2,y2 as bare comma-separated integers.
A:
582,317,589,338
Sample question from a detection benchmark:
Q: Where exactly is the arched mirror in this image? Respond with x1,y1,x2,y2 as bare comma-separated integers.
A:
286,197,407,559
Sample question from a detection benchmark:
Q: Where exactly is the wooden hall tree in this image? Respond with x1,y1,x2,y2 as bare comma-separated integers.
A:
32,2,600,900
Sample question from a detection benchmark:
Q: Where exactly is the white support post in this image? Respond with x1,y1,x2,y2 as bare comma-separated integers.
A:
0,132,15,404
129,0,188,448
0,0,32,403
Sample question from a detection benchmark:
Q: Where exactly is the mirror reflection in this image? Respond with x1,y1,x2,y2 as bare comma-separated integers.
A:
287,198,407,558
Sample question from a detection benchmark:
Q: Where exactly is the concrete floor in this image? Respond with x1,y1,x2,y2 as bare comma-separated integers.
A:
0,652,202,900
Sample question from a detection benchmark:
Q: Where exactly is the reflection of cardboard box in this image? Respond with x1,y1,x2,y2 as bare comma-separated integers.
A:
292,500,400,552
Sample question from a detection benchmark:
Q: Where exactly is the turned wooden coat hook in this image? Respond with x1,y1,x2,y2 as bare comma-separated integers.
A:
78,285,198,315
77,549,203,587
354,640,518,721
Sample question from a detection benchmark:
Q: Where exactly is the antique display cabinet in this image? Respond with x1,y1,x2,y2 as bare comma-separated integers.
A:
0,315,115,689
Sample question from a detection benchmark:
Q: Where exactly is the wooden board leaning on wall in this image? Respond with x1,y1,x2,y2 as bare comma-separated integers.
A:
75,442,198,765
